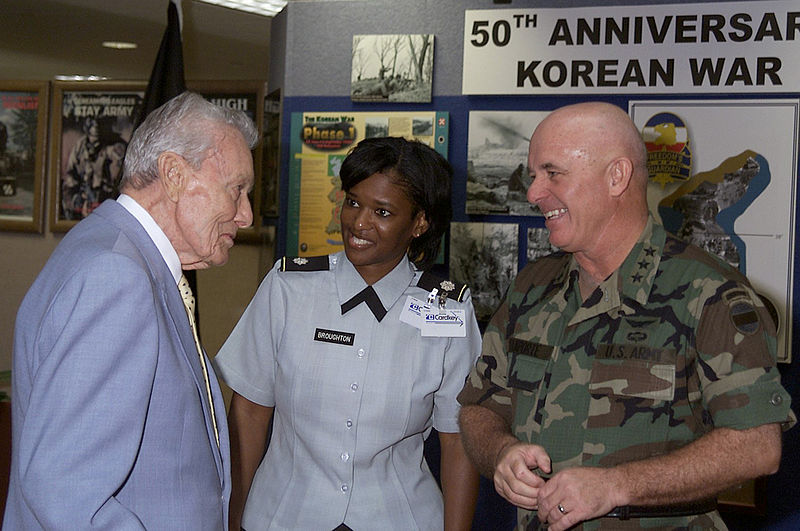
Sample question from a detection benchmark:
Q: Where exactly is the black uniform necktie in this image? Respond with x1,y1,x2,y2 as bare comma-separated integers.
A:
340,286,387,322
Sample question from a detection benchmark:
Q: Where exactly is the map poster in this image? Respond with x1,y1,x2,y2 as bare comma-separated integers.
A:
286,111,449,256
630,99,799,363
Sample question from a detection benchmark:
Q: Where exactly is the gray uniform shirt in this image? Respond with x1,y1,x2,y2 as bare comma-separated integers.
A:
215,252,481,530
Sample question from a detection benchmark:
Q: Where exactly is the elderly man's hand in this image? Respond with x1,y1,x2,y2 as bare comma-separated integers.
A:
536,467,624,531
492,442,551,510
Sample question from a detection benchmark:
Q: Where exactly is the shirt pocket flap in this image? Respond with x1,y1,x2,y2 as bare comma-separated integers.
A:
507,338,551,392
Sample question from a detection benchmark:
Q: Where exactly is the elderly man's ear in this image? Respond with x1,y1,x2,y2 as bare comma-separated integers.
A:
158,152,187,201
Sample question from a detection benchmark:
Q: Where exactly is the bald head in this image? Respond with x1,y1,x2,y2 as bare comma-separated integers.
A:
535,102,648,191
526,102,650,268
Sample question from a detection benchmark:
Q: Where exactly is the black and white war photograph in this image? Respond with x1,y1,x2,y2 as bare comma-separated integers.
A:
364,117,389,138
527,227,559,263
411,116,433,137
449,222,518,322
351,34,433,103
467,110,549,216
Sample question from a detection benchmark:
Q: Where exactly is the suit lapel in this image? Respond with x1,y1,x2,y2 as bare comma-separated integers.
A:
163,276,226,479
96,201,227,482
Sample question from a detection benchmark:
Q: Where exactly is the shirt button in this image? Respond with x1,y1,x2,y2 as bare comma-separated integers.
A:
357,348,365,358
341,452,350,461
346,419,353,428
341,484,349,492
350,383,358,391
770,393,783,406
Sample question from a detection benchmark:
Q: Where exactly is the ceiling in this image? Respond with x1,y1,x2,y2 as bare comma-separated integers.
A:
0,0,273,81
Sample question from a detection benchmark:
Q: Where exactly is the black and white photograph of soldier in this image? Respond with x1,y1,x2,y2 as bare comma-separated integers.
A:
58,91,142,221
449,222,518,322
527,227,559,263
351,34,433,103
466,111,550,216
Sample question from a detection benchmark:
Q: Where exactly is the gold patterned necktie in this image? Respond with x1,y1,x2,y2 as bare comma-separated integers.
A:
178,275,220,447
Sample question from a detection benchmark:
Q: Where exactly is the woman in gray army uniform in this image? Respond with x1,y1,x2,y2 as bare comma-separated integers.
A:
215,137,481,531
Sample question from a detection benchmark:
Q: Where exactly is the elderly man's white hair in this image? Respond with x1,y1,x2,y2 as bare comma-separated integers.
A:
121,91,258,190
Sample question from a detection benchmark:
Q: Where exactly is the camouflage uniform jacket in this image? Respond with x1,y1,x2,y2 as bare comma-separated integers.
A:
458,217,795,530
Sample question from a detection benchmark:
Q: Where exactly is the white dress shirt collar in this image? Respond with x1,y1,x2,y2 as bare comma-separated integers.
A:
116,194,183,285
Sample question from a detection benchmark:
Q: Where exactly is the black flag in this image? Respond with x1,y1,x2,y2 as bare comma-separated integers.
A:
135,1,200,321
135,0,186,128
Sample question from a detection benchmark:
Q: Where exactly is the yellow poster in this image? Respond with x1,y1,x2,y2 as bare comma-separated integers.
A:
287,111,449,256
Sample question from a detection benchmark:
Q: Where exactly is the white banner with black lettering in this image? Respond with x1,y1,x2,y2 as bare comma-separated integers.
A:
462,1,800,94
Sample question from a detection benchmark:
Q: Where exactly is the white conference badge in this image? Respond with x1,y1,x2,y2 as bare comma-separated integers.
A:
400,295,429,329
421,307,467,337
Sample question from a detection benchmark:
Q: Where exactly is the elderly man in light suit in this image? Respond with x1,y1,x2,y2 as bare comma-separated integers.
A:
4,91,257,530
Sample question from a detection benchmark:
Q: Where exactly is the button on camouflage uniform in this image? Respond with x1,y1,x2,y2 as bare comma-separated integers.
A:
458,217,795,530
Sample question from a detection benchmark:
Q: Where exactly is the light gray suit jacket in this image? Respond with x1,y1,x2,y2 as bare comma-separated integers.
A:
4,200,230,530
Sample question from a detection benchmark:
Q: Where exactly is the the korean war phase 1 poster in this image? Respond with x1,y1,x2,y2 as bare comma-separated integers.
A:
287,111,449,256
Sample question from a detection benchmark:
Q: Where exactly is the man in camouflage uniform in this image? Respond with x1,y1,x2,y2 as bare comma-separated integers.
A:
457,102,795,531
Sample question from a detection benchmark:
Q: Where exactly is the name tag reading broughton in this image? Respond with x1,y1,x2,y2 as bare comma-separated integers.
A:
314,328,355,346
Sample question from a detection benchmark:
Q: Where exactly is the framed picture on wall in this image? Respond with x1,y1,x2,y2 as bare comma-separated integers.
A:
351,34,434,103
0,81,49,233
188,80,266,241
49,81,145,232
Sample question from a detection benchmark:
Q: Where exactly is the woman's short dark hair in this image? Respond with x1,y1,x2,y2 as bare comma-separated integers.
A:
339,136,452,270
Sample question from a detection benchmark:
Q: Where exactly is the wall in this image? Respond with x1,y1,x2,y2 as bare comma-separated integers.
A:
269,0,800,528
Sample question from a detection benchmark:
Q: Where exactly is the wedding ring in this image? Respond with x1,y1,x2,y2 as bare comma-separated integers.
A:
558,504,567,514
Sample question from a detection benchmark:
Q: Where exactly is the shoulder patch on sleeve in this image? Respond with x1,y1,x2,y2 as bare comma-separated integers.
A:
280,255,330,272
723,288,761,335
416,271,468,302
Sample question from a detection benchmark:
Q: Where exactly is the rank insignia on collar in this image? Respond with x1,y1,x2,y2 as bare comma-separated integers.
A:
281,255,330,272
416,272,468,302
